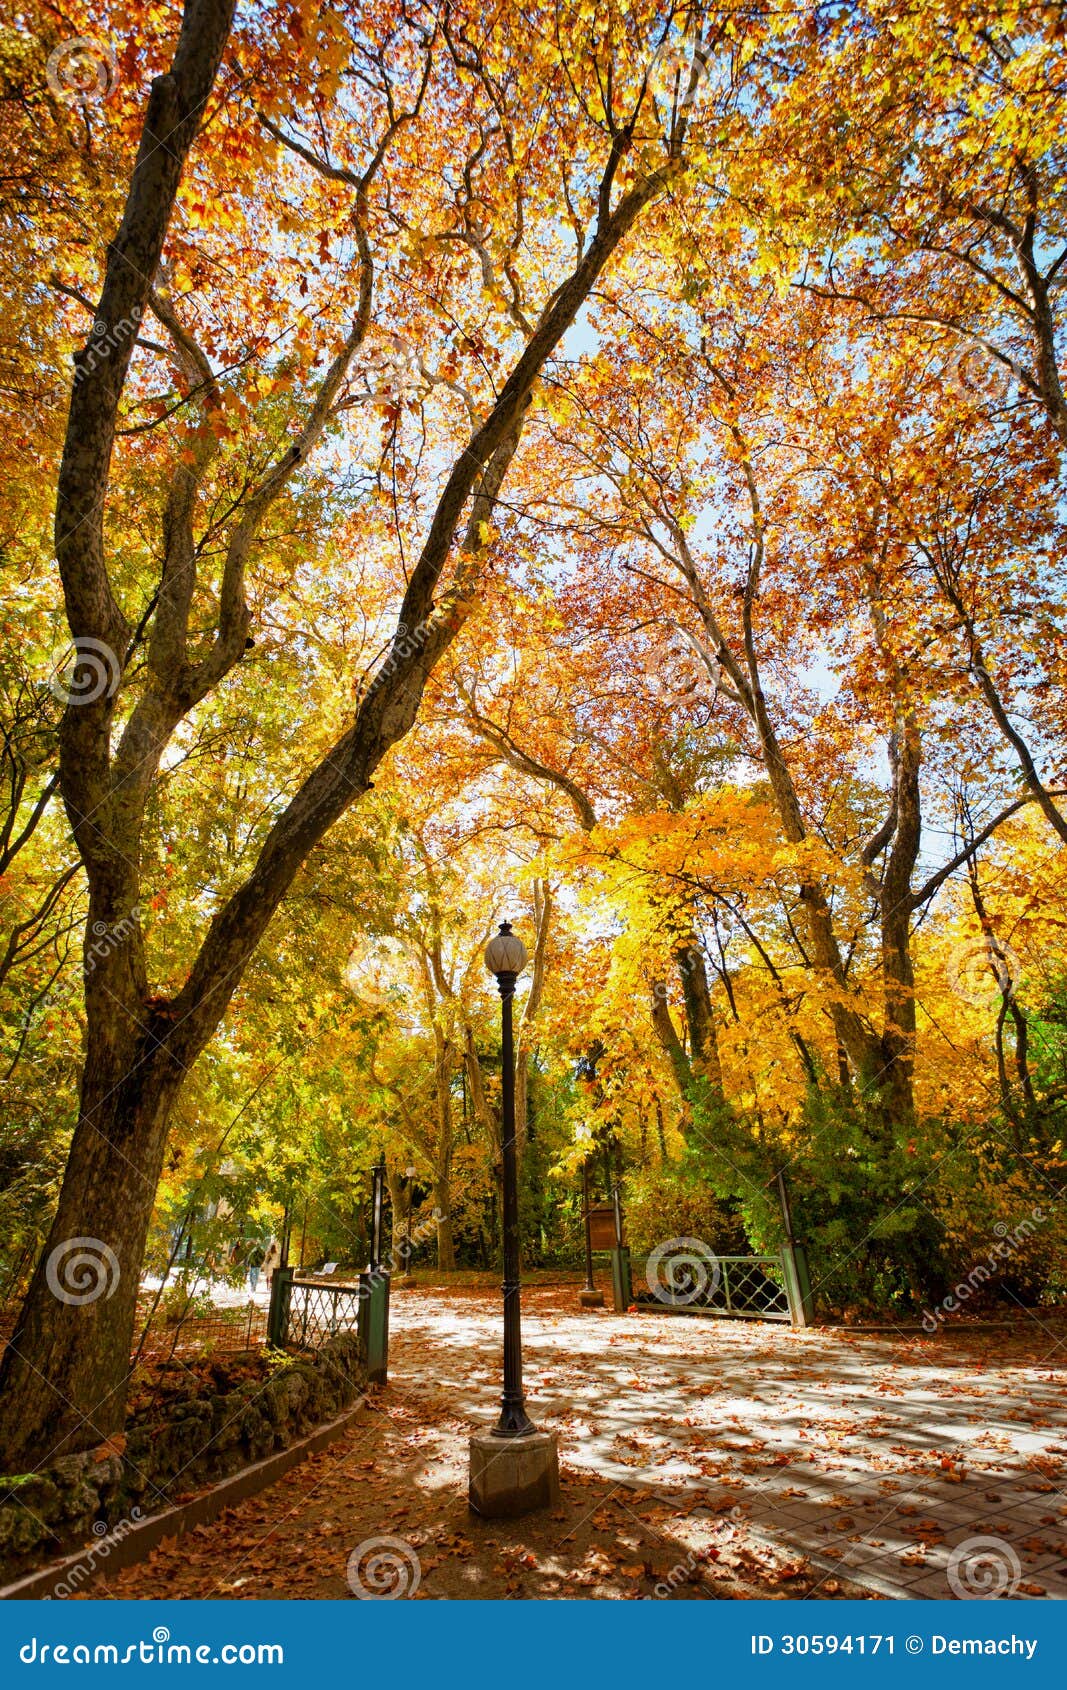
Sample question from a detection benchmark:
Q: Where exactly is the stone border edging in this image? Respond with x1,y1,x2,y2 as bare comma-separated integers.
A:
0,1396,369,1601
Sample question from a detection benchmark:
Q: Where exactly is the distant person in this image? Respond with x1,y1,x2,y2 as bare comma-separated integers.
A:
263,1239,282,1286
246,1241,266,1295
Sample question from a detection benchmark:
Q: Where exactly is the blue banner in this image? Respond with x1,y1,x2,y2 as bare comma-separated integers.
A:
0,1601,1062,1686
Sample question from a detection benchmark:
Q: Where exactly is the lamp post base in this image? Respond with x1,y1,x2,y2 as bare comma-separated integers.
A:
578,1287,605,1308
468,1428,561,1519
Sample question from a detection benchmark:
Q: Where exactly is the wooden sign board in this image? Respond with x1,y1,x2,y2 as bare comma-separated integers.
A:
588,1204,619,1250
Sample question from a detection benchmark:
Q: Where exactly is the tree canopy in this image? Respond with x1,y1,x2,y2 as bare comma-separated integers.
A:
1,0,1065,1466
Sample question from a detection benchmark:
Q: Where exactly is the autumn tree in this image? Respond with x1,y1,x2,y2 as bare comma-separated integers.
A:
0,0,712,1464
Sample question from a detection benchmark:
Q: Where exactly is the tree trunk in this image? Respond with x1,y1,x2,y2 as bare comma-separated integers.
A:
673,938,724,1097
433,1179,455,1272
878,714,922,1124
463,1024,497,1155
650,983,693,1098
2,0,682,1466
0,1033,182,1466
432,1033,455,1271
514,880,552,1156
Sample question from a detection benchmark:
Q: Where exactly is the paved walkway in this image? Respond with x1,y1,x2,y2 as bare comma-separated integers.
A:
90,1287,1066,1601
390,1288,1067,1600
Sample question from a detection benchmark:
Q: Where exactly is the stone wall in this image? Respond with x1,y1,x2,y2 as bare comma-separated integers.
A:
0,1334,363,1581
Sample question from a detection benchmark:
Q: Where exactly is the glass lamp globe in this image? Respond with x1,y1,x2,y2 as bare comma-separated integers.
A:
484,921,528,977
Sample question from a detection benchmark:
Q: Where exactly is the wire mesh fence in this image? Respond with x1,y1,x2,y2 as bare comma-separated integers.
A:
276,1275,365,1350
135,1296,270,1362
633,1251,793,1320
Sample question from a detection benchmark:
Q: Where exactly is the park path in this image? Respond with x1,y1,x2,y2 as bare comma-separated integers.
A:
88,1287,1067,1601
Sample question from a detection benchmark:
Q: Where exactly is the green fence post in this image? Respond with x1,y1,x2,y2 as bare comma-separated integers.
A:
358,1269,391,1383
780,1243,815,1327
609,1246,632,1313
267,1265,293,1348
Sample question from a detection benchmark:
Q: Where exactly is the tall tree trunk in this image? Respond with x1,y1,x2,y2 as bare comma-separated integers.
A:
434,1178,455,1272
673,937,724,1097
514,880,552,1156
655,1096,669,1163
433,1034,455,1272
0,0,682,1466
0,1026,183,1464
879,714,922,1123
650,983,693,1099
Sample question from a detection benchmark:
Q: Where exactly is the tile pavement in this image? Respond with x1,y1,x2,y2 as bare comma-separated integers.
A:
391,1289,1067,1599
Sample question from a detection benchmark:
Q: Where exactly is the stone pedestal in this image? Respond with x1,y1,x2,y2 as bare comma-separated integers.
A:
578,1287,605,1308
468,1429,561,1518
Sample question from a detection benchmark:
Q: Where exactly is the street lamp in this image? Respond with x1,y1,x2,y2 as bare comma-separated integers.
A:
469,921,561,1515
399,1164,417,1289
579,1157,605,1309
369,1154,386,1275
483,921,534,1437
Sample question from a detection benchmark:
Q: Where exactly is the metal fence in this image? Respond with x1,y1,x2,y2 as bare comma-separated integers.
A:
0,1297,270,1370
136,1298,269,1360
269,1273,366,1351
633,1251,795,1321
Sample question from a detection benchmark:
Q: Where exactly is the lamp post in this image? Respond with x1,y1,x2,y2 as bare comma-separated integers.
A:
483,921,535,1438
369,1154,386,1276
469,921,560,1515
399,1164,417,1289
579,1158,604,1309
